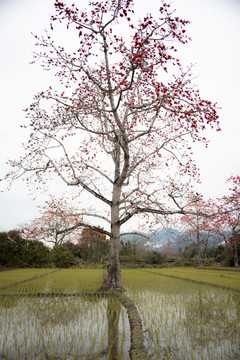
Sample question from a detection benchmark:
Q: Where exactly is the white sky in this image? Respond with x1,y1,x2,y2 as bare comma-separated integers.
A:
0,0,239,231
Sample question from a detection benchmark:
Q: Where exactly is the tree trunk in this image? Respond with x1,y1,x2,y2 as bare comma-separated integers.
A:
203,237,209,260
107,182,122,290
233,239,239,267
197,227,203,267
197,245,202,267
106,135,129,290
107,227,122,289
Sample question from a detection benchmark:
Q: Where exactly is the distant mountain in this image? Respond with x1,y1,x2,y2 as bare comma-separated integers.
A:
120,229,220,252
120,229,181,251
147,229,181,251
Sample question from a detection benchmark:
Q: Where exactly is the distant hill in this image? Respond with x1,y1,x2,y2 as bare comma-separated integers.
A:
121,229,221,252
120,229,181,251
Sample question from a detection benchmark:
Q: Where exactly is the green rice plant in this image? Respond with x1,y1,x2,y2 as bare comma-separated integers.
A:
0,269,54,288
147,267,240,290
0,269,104,294
122,269,240,360
0,269,131,359
0,295,107,359
3,268,238,359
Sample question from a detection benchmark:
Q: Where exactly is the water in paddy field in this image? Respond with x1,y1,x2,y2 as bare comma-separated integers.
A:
125,279,240,360
0,295,131,360
0,271,239,360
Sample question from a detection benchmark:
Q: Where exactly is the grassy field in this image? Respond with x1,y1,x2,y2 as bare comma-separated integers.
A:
0,268,239,360
144,267,240,290
0,269,103,294
0,268,54,288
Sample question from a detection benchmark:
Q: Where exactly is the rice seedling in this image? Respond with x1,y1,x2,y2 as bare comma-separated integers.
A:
1,268,238,359
0,269,54,288
148,267,240,290
0,269,130,359
0,294,130,359
0,269,104,295
122,269,240,360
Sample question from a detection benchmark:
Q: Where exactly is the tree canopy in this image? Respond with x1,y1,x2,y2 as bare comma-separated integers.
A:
3,0,220,288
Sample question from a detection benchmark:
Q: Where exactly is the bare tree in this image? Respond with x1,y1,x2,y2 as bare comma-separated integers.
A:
4,0,220,289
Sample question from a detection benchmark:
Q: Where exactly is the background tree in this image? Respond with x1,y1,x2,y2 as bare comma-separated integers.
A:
0,231,25,268
144,250,166,266
24,239,50,267
63,240,82,259
212,176,240,267
50,245,77,268
79,227,109,260
4,0,220,289
179,197,215,266
182,245,196,260
0,230,49,268
25,196,83,246
120,236,146,266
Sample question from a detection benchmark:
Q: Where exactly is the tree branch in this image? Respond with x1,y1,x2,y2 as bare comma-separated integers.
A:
56,221,111,237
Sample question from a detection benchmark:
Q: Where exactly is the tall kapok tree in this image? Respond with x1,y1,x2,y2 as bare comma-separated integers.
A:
212,176,240,267
179,195,215,267
3,0,220,289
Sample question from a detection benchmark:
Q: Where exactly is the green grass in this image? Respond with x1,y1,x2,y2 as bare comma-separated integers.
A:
0,269,54,288
145,267,240,290
0,269,103,294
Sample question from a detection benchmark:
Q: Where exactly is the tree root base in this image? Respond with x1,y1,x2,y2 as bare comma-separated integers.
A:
102,269,149,359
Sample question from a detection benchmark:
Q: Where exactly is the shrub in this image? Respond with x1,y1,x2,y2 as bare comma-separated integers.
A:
203,257,214,266
144,251,166,265
50,245,78,268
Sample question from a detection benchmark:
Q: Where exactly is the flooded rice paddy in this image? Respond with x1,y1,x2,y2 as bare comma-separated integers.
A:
0,268,239,359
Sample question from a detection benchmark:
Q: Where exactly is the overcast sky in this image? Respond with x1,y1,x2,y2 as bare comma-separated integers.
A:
0,0,239,231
